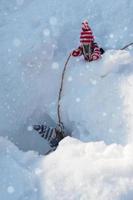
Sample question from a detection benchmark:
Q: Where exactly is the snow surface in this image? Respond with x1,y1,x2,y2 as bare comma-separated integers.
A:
1,0,133,199
1,137,133,200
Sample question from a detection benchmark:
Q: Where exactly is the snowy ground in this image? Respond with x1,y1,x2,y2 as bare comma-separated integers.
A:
1,0,133,199
1,136,133,200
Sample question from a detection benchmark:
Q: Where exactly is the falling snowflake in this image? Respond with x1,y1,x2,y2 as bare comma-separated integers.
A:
43,29,50,36
13,38,21,47
109,34,114,39
52,44,56,48
68,76,73,82
76,98,81,102
102,112,107,117
124,27,128,31
109,128,113,133
90,79,97,85
52,62,59,69
8,48,12,53
27,126,33,131
34,188,38,192
7,186,15,194
49,17,58,26
35,168,43,175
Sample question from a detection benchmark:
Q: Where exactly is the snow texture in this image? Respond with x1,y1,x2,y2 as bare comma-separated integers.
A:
0,0,133,199
1,137,133,200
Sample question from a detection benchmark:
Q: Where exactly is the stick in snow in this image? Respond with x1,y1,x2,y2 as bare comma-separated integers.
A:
121,42,133,50
57,54,71,124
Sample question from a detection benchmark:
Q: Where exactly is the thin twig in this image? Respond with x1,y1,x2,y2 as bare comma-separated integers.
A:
57,54,71,124
121,42,133,50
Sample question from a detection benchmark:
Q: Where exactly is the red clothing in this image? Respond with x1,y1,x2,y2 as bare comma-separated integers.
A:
80,29,94,45
80,21,94,45
72,42,101,61
72,20,101,61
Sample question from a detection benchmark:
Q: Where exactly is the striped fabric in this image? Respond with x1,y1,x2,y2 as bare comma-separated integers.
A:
80,20,94,44
71,46,83,57
72,42,101,61
72,20,101,61
33,123,65,147
34,125,56,141
91,43,101,60
80,29,94,44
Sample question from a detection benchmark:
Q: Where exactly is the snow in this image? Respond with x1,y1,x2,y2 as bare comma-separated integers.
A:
7,186,15,194
67,76,73,82
49,17,58,26
43,29,50,37
52,62,59,70
0,0,133,199
1,137,133,200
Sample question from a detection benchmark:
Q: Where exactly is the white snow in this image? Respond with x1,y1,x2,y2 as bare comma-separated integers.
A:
1,137,133,200
7,186,15,194
67,76,73,82
52,62,59,70
0,0,133,199
43,29,50,37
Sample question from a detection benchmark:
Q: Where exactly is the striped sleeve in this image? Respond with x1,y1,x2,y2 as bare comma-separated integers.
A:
91,43,101,60
72,46,83,57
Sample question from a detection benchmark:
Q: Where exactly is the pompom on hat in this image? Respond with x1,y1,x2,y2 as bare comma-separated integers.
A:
81,20,89,31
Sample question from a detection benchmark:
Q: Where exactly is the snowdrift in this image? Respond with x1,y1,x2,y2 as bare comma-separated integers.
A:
1,0,133,199
1,136,133,200
61,49,133,145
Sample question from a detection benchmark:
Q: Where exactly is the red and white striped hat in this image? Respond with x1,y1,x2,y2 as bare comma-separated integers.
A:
80,20,94,44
